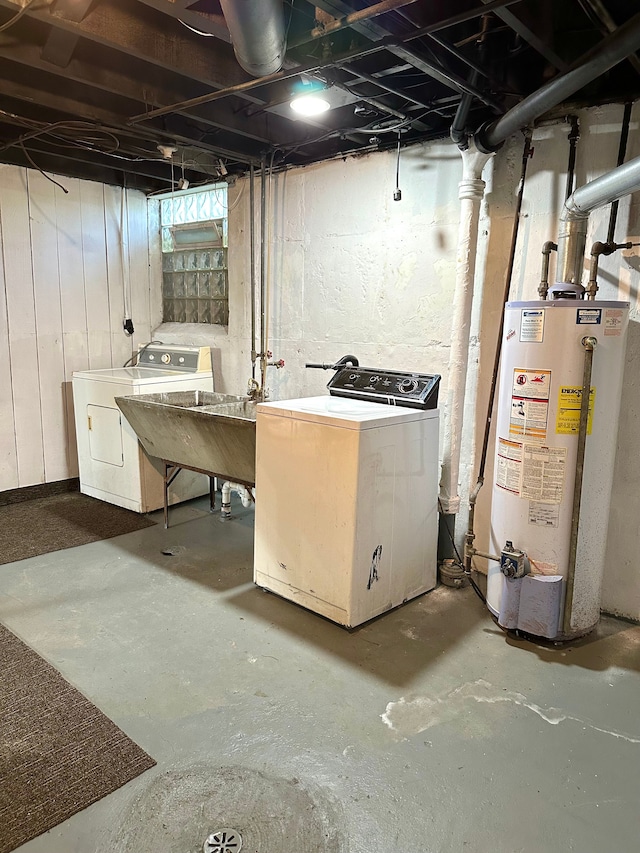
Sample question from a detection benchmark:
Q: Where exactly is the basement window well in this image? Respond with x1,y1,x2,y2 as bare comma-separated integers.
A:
159,185,229,325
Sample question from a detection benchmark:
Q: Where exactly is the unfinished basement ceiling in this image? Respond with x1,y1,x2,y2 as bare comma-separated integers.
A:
0,0,638,192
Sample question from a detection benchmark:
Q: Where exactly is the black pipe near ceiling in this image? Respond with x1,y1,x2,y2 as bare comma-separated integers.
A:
0,0,638,189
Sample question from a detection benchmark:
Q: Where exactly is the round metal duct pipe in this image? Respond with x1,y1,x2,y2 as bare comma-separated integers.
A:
220,0,286,77
557,151,640,284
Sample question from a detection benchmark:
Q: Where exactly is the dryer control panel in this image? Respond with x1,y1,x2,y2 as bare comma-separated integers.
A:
137,344,212,373
327,367,440,410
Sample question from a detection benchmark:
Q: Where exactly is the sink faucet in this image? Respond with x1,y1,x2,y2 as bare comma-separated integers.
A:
247,378,261,400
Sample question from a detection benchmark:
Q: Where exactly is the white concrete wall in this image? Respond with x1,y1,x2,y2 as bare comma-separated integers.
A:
152,101,640,622
0,166,152,490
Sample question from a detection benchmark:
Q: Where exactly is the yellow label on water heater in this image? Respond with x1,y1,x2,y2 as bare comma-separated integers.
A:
555,386,595,435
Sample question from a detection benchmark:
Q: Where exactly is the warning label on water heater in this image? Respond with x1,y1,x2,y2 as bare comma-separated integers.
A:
496,438,523,495
520,444,566,504
604,308,624,336
555,386,595,435
496,439,566,505
510,368,551,441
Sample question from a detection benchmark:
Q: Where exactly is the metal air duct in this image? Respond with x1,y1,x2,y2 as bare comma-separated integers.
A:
556,153,640,285
219,0,287,77
475,11,640,153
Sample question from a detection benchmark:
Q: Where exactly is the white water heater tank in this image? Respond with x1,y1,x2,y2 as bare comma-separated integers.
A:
488,299,629,640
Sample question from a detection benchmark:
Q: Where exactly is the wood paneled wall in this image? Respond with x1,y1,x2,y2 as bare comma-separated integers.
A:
0,166,152,491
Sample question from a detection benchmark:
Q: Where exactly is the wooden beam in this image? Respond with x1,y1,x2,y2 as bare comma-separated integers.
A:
0,37,311,147
137,0,230,42
290,0,418,48
41,29,81,68
0,0,250,94
51,0,98,24
0,141,163,190
41,0,98,66
0,76,263,163
480,0,568,71
311,0,391,41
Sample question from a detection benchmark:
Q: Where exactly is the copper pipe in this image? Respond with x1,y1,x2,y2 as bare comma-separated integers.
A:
307,0,419,43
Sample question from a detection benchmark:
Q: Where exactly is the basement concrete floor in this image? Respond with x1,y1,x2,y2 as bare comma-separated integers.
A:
1,496,640,853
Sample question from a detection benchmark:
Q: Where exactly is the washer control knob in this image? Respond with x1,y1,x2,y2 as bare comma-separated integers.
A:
398,377,418,394
161,353,172,364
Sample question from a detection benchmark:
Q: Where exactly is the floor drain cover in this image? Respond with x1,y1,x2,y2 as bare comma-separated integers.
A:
203,829,243,853
160,545,184,556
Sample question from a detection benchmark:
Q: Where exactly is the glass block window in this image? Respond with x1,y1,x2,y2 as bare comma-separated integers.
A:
159,185,228,325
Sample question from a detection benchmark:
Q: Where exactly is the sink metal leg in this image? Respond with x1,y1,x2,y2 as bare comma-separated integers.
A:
163,462,182,529
209,476,216,512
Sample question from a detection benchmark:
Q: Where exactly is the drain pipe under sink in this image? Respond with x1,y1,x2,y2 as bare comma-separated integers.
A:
221,481,254,518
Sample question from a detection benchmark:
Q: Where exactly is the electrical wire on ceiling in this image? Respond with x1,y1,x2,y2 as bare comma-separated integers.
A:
0,113,240,188
0,118,125,156
178,20,216,38
277,106,438,160
18,141,68,193
393,131,401,201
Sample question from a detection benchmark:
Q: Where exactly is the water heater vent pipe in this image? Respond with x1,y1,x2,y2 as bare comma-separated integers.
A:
556,151,640,285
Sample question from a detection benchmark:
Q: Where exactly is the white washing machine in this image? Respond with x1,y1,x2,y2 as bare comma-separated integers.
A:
72,345,214,512
254,362,440,627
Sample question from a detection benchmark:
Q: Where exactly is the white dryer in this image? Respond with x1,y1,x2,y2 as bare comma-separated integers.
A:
254,362,441,628
72,345,214,512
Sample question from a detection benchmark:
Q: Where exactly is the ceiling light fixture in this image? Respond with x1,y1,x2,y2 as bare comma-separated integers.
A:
290,93,331,117
290,76,331,117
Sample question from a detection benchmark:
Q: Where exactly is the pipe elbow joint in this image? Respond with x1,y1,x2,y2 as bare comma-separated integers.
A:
473,121,504,155
450,126,470,151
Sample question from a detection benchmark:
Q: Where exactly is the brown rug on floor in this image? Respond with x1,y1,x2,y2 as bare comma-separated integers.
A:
0,623,156,853
0,492,156,565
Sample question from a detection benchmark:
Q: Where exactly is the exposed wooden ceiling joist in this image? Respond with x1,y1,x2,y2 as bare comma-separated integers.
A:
0,0,636,192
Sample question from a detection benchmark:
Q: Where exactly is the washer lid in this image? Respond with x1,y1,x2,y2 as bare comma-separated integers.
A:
257,395,438,429
72,367,213,384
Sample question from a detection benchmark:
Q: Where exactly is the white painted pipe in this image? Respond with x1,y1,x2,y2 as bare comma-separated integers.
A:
438,142,492,515
221,481,254,517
